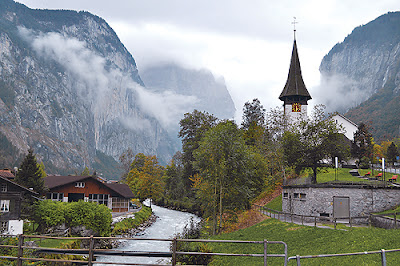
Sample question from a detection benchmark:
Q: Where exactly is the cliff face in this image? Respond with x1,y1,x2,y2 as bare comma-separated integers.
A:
318,12,400,140
0,0,176,175
141,64,236,120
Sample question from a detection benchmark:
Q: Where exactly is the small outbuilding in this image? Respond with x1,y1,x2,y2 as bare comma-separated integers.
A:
282,182,400,219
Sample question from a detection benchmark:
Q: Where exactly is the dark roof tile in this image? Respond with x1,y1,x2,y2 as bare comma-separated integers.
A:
279,40,312,101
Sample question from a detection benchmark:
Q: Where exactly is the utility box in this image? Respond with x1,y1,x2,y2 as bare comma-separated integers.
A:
333,196,350,218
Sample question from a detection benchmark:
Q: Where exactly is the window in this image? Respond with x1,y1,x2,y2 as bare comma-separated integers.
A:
46,192,64,201
0,200,10,212
1,183,7,192
112,197,129,209
293,193,299,199
75,182,85,188
300,193,307,200
283,192,288,199
0,221,8,233
89,194,109,206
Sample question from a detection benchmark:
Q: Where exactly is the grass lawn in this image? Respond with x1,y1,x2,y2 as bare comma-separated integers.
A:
288,167,388,184
208,218,400,265
264,194,282,211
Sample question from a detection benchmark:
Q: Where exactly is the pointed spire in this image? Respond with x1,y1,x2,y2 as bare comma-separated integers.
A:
279,39,311,102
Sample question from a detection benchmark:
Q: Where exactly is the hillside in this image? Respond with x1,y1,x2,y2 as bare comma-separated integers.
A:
319,12,400,141
0,0,236,176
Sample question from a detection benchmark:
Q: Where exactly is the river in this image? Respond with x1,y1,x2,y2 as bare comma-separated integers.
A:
96,203,201,265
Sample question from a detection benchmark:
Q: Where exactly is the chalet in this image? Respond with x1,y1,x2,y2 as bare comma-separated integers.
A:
0,170,38,235
44,175,135,212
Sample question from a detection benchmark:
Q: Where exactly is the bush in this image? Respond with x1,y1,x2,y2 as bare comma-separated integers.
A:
32,200,112,236
359,156,370,169
172,218,212,265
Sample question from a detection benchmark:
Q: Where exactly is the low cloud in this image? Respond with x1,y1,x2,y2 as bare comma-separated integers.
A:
18,27,197,130
312,73,369,114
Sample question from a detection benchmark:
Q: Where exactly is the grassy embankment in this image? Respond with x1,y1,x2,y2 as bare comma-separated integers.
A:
112,205,152,235
206,168,400,265
208,218,400,265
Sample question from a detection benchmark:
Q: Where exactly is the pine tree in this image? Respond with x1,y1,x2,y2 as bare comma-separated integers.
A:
15,149,47,195
387,142,399,165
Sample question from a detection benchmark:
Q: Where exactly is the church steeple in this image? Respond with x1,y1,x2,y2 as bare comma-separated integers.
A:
279,37,311,118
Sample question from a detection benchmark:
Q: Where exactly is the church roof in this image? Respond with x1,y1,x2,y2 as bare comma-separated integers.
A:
279,40,312,101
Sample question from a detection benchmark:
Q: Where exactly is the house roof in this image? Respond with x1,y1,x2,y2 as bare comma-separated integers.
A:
104,183,135,198
44,175,92,189
44,175,134,199
0,175,38,194
0,169,15,179
279,40,312,101
331,113,358,128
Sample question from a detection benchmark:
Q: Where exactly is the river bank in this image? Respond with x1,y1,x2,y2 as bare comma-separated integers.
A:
96,204,201,265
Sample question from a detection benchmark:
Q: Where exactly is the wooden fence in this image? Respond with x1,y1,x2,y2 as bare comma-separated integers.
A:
0,234,288,266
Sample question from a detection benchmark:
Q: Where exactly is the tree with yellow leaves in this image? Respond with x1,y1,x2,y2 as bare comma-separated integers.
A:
126,153,165,204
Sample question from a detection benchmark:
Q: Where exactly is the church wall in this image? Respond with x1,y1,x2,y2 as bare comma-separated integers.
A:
282,186,400,218
284,104,308,120
331,115,358,140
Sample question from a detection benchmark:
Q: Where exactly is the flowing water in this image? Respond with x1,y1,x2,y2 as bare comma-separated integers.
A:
96,203,200,265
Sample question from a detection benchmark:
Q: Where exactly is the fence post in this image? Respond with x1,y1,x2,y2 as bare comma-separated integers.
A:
334,218,336,230
296,255,301,266
17,234,24,266
88,235,94,266
301,215,304,225
314,216,317,227
381,249,387,266
172,237,177,266
369,215,372,228
395,213,397,229
264,239,268,266
349,217,352,229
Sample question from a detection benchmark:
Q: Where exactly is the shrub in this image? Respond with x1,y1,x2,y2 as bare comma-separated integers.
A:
112,206,152,235
32,200,112,236
172,218,212,265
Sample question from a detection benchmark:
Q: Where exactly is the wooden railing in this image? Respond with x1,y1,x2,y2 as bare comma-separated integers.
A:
0,234,288,266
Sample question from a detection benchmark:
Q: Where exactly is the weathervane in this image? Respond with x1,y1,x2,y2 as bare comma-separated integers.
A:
292,17,298,40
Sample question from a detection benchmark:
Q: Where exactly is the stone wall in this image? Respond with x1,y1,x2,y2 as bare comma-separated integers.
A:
282,184,400,218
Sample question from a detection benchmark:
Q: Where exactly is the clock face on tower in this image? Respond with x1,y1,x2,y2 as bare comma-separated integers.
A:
292,103,301,112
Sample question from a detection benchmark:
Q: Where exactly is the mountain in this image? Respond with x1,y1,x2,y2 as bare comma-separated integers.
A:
0,0,180,176
140,64,236,120
318,12,400,141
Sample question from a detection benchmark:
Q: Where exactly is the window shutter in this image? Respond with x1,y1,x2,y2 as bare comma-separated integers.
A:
9,199,15,211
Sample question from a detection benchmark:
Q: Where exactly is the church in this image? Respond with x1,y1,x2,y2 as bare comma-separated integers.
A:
279,33,358,141
280,35,400,221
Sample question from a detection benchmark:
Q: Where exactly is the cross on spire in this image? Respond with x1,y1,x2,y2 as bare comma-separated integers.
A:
292,17,298,40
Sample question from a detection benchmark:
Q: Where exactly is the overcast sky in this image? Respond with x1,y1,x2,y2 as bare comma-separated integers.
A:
17,0,400,121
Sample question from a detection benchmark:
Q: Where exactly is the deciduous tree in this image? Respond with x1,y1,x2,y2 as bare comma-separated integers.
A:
351,123,373,163
241,98,266,130
193,120,266,234
179,110,218,191
126,153,165,204
282,105,349,184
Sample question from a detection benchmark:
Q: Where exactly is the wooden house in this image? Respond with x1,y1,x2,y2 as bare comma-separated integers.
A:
0,170,37,235
44,175,135,212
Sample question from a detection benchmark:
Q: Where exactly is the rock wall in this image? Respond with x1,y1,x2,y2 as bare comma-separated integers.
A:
282,185,400,217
